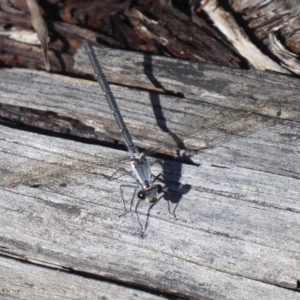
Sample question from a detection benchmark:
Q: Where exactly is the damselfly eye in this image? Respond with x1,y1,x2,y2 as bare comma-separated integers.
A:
157,184,163,194
137,190,146,200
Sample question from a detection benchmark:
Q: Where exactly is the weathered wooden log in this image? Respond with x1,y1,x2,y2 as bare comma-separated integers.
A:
1,43,300,298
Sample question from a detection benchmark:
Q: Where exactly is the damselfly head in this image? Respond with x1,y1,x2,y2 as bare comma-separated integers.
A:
138,188,157,203
137,184,163,203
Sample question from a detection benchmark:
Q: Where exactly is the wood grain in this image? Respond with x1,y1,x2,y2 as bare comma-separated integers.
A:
0,256,166,300
1,124,300,299
1,47,300,298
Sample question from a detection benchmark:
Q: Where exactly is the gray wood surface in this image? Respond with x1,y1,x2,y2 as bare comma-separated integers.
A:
1,46,300,299
0,256,165,300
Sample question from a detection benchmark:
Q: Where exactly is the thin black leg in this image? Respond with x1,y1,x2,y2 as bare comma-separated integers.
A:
119,184,138,217
151,172,166,184
137,192,165,238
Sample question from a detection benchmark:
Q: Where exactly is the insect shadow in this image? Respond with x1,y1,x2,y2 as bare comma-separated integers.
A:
133,54,193,235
